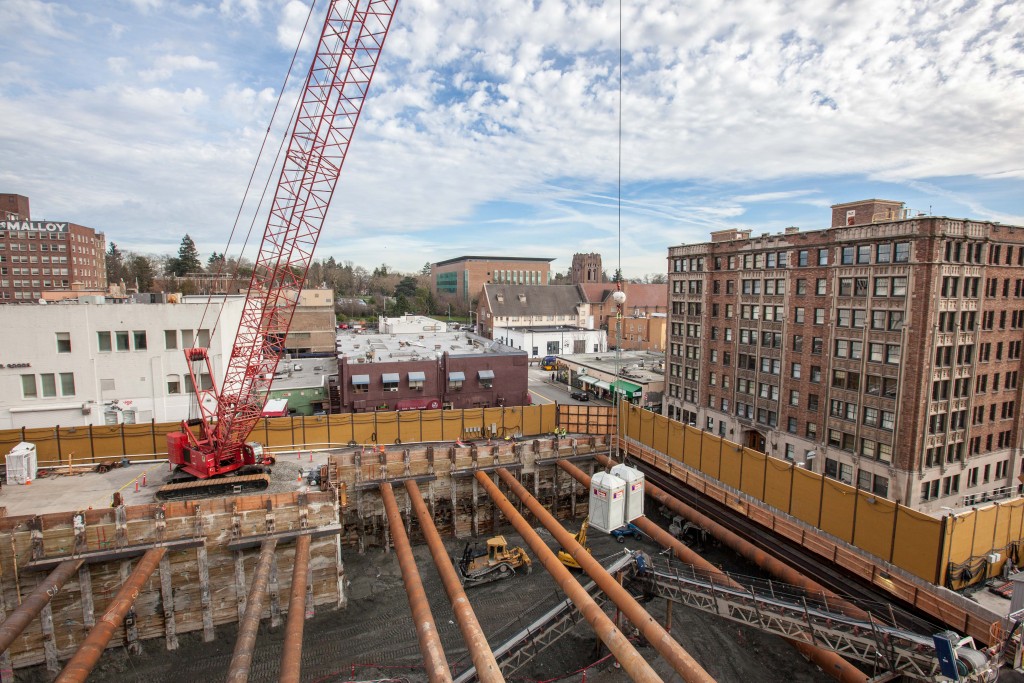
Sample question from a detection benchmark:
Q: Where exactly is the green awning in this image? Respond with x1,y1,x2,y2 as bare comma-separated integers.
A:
611,380,642,397
593,380,611,391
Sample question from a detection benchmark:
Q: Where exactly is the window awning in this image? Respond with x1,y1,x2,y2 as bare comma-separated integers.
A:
611,380,642,397
478,369,495,380
449,371,466,382
382,373,400,383
408,371,426,382
351,374,370,386
578,376,596,386
593,380,611,390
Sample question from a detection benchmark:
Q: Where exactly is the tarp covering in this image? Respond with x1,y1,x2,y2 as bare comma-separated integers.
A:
395,398,441,411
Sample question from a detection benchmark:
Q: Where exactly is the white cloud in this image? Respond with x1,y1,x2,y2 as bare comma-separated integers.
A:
3,0,1022,277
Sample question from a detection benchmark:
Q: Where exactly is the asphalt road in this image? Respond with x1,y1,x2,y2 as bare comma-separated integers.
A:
527,365,608,407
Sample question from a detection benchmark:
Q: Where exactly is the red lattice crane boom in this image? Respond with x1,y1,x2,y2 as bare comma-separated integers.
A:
166,0,397,484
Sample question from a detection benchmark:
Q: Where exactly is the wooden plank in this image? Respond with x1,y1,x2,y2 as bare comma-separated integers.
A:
121,560,142,656
269,549,281,628
79,564,95,627
158,553,178,650
39,602,59,673
234,550,247,623
197,546,215,642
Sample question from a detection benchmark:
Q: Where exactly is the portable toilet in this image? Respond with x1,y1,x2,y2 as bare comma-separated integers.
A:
6,442,38,485
611,463,645,522
589,471,626,532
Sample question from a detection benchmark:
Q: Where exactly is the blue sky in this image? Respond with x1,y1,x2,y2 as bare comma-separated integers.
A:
2,0,1022,280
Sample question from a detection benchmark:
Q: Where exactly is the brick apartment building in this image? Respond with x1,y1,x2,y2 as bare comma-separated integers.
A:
664,199,1024,513
0,194,107,303
579,282,668,352
432,255,554,303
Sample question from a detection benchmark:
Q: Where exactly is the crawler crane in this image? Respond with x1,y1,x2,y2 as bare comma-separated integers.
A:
161,0,398,499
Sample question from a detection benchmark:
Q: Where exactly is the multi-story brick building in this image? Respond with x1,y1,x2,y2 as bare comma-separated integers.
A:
432,255,554,303
664,199,1024,513
0,193,107,302
579,282,669,351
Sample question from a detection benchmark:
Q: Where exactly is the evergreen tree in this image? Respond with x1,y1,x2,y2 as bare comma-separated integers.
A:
170,234,202,276
105,242,127,284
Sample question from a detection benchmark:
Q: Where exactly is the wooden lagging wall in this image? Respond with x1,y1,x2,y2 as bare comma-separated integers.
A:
335,436,606,548
0,436,608,674
0,491,343,673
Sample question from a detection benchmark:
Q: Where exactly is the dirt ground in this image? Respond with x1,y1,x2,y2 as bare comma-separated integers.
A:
19,506,836,683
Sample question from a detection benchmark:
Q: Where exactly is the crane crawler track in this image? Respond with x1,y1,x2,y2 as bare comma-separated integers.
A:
155,473,271,501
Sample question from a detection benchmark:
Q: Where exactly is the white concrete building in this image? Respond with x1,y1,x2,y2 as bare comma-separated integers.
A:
500,326,607,358
0,298,244,429
379,314,446,335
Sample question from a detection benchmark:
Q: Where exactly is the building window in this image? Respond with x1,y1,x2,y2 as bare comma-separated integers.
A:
98,331,112,352
814,308,825,324
165,330,178,350
894,242,910,262
115,331,130,351
40,373,57,397
21,374,37,398
167,375,181,394
60,372,75,396
56,331,71,353
133,330,148,350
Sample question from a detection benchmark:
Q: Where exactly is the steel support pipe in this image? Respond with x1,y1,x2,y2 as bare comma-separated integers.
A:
492,469,715,683
560,459,868,683
0,559,83,655
279,533,311,683
405,480,504,683
380,483,452,683
55,548,165,683
226,538,279,683
472,472,662,683
594,454,869,619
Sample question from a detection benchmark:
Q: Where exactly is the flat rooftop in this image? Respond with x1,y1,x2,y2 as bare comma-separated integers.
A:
560,350,666,385
335,329,520,363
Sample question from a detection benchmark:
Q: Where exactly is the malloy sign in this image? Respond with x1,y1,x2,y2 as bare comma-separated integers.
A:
0,220,69,233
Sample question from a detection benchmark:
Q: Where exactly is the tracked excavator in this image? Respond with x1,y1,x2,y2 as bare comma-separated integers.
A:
557,518,592,569
157,1,398,500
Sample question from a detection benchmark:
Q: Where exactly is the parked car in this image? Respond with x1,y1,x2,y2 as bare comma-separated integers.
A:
569,390,589,401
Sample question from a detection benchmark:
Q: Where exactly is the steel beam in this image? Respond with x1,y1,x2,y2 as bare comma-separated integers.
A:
226,523,340,551
24,538,203,571
54,548,165,683
493,468,715,683
472,471,662,683
591,455,870,683
380,482,452,682
226,539,278,683
279,534,310,683
0,559,82,655
405,480,503,683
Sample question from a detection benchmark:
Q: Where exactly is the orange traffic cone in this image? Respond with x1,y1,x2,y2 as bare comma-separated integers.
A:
24,476,31,486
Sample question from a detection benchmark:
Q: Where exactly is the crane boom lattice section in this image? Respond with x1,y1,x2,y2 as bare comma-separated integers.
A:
178,0,397,478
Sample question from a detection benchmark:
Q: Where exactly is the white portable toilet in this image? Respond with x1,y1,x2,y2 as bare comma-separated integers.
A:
589,471,626,532
611,463,645,522
6,442,38,484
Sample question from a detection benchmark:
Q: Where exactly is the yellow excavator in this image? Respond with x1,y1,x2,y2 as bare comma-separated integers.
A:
458,535,532,587
557,518,591,569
